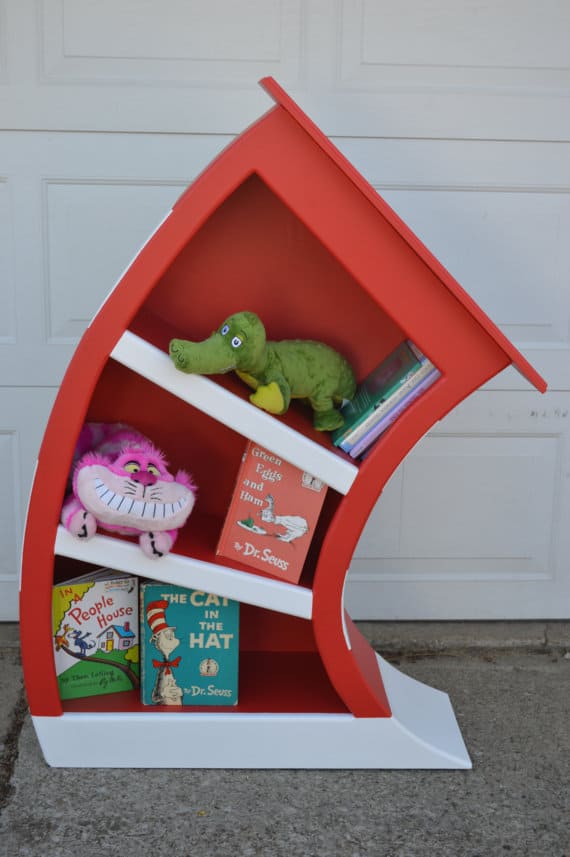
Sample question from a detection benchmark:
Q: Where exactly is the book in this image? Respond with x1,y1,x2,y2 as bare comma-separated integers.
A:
52,569,140,700
140,582,239,707
338,358,437,451
216,441,328,584
347,367,441,458
331,341,422,447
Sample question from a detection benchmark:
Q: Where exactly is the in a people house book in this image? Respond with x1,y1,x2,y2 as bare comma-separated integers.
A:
52,570,140,700
140,582,239,707
216,441,328,584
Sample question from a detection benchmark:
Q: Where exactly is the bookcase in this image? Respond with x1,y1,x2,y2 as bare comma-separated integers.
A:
19,78,546,768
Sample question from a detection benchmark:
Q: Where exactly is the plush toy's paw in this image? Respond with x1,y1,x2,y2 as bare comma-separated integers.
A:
68,510,97,540
139,531,174,559
250,381,286,414
313,409,345,432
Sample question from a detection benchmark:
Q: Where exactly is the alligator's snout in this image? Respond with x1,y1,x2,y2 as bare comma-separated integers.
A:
169,339,189,370
169,334,236,375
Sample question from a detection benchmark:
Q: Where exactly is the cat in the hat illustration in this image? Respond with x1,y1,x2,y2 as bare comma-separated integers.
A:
146,600,183,706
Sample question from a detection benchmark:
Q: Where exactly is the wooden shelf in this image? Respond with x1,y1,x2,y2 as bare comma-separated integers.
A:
111,331,358,496
32,654,472,768
54,524,313,620
60,652,348,715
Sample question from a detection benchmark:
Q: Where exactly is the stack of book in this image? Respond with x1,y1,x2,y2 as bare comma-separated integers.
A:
332,341,440,459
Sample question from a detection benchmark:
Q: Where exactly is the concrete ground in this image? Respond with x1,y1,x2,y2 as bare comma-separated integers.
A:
1,621,569,857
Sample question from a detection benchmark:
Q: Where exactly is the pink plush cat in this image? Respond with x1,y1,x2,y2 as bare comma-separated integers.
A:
61,423,196,558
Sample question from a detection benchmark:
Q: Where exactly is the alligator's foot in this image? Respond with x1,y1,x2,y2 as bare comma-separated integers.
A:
313,409,345,432
250,382,286,415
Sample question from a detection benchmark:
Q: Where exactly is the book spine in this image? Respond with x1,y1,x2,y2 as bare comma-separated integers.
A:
332,342,420,447
407,341,429,364
348,368,440,458
339,360,436,451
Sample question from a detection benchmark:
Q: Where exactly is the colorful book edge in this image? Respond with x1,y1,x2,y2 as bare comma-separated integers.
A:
339,358,436,451
348,368,441,458
332,341,421,446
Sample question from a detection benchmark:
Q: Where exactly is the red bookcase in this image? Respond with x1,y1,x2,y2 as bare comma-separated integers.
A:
19,78,546,768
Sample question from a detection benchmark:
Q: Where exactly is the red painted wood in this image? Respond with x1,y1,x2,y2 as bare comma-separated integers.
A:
20,77,546,728
61,652,349,715
260,77,546,394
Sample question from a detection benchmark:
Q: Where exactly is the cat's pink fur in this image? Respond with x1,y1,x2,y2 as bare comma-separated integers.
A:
61,423,196,559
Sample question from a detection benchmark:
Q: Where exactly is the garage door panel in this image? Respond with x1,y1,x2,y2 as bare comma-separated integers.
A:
347,391,570,618
0,389,57,620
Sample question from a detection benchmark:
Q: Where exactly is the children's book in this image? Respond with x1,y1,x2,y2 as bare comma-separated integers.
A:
338,358,437,451
140,582,239,707
52,569,139,700
332,341,423,447
348,367,441,458
216,441,328,584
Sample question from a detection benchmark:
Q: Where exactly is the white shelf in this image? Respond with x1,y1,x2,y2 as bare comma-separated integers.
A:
110,331,358,495
54,526,313,620
33,654,471,769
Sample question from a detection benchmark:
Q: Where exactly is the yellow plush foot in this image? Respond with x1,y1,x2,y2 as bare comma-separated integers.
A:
250,382,286,414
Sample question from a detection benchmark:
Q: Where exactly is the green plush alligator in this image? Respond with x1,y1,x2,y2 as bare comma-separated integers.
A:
169,311,356,431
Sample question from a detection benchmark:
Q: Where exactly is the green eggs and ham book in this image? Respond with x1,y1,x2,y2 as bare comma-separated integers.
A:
52,570,140,700
216,441,328,584
140,582,239,707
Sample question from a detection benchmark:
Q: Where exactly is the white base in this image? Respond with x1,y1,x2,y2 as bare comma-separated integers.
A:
33,655,471,769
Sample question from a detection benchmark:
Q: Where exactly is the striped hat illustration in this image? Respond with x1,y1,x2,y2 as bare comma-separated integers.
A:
146,599,172,635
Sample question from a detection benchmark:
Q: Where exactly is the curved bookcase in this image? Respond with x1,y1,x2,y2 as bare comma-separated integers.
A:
20,77,546,768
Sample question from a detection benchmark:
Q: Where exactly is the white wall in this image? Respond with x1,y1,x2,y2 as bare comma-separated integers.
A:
1,0,568,619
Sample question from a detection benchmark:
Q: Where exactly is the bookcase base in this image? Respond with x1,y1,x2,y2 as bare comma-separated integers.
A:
32,655,471,769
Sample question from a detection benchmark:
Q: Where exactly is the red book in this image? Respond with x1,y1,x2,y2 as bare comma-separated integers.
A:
216,442,328,584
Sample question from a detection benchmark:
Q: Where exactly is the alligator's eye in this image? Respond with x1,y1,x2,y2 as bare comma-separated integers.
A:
231,336,242,348
147,463,160,476
124,461,141,473
220,324,230,336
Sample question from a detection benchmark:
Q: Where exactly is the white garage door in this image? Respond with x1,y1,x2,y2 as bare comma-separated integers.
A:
1,0,568,620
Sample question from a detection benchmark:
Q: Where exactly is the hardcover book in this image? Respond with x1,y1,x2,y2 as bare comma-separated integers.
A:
348,367,441,458
216,441,328,584
52,569,140,700
332,341,423,447
338,359,437,451
140,582,239,707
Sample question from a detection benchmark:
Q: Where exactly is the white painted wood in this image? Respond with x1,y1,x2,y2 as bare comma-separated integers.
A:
3,1,569,620
2,1,569,140
54,527,313,620
0,388,57,620
31,654,471,769
334,135,570,392
111,332,358,495
346,390,570,619
0,177,16,344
